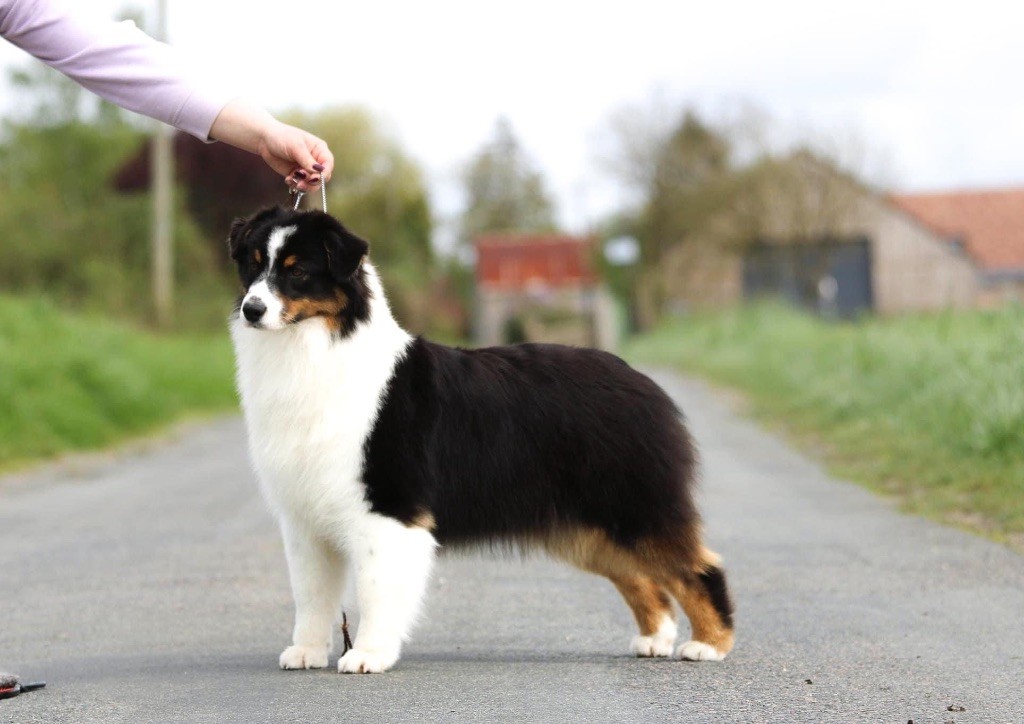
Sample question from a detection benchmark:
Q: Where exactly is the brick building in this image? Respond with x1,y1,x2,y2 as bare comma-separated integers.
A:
474,233,618,348
658,156,1024,315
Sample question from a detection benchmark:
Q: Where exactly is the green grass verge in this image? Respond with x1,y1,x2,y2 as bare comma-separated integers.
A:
0,295,238,472
624,304,1024,546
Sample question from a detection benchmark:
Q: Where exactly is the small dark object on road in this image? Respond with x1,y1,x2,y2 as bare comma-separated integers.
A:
946,704,966,712
804,679,813,684
0,672,46,699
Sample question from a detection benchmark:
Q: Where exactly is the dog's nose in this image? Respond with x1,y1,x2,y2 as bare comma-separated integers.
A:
242,298,267,323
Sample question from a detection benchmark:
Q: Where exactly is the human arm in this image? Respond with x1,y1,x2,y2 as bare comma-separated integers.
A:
0,0,224,140
0,0,332,188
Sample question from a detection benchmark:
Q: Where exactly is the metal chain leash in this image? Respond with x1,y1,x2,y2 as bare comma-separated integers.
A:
289,175,328,212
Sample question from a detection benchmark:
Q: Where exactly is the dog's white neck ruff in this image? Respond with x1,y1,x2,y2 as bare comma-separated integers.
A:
230,261,412,541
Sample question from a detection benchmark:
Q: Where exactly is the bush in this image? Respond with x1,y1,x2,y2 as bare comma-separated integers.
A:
0,120,236,330
0,295,236,470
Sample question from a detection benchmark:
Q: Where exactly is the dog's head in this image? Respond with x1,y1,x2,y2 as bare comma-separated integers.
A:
228,206,371,335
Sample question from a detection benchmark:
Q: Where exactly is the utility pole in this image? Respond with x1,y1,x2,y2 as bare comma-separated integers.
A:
151,0,174,327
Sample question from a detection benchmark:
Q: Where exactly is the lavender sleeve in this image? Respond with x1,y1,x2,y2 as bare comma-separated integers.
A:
0,0,231,140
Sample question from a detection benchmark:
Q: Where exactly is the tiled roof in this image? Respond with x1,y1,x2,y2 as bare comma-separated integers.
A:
474,233,596,290
889,188,1024,271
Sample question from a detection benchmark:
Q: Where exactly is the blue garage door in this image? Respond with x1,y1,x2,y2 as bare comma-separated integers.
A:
742,237,873,319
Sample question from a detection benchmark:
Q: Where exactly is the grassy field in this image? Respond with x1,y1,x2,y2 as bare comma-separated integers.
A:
0,295,237,472
625,304,1024,547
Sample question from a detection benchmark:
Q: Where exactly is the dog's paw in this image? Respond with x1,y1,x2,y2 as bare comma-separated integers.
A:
675,640,727,662
631,634,675,657
630,615,677,657
279,644,330,670
337,648,397,674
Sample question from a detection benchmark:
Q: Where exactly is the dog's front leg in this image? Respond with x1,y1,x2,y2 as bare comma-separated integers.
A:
338,517,436,674
278,518,348,670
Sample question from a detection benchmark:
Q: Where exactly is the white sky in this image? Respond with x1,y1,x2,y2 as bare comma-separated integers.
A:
3,0,1022,237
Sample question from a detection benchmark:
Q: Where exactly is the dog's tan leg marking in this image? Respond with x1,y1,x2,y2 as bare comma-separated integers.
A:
546,528,733,661
664,578,733,659
612,575,674,636
611,575,677,656
664,546,734,661
545,529,679,656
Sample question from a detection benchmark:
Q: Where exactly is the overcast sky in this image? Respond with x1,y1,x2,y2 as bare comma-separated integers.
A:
2,0,1021,235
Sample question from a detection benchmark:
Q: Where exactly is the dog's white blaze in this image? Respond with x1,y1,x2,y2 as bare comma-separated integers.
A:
232,259,433,673
266,224,297,268
239,224,297,330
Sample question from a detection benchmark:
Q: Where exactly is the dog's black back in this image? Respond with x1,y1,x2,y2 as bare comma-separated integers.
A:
363,338,699,549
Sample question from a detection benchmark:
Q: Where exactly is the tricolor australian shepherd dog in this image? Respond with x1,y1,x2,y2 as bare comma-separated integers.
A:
228,206,734,674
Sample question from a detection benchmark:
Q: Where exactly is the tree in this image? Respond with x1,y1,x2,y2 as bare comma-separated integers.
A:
602,107,735,326
645,112,732,264
726,148,864,245
0,56,234,328
459,118,557,243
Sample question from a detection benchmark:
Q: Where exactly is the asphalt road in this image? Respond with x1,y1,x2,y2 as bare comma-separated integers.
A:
2,370,1022,723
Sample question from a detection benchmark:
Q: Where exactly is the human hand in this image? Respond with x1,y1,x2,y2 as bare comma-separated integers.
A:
210,98,334,192
257,121,334,193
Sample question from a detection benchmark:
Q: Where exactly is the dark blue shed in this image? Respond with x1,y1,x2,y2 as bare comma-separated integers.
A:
741,237,873,318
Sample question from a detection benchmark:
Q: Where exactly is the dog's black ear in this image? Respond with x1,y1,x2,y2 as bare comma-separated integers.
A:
325,225,369,281
228,217,247,261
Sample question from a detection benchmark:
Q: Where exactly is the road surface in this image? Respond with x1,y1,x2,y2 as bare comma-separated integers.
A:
2,370,1022,723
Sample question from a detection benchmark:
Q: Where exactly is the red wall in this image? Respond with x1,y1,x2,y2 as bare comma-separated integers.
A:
476,235,596,290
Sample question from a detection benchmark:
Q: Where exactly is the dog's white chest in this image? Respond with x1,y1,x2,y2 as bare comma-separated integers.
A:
230,317,410,536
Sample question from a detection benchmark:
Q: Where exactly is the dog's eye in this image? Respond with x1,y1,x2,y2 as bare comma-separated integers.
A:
289,266,308,279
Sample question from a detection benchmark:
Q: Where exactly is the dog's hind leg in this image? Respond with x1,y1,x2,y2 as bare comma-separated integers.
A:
545,530,677,657
611,575,678,657
663,548,735,662
548,530,734,661
278,518,348,670
337,516,437,674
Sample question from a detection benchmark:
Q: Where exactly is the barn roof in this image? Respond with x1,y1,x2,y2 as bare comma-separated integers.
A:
889,188,1024,272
